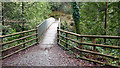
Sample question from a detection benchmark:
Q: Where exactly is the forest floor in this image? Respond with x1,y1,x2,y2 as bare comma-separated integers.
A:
2,21,94,66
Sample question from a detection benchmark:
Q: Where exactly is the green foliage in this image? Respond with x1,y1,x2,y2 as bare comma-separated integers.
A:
50,11,65,19
60,2,120,66
71,2,81,34
1,2,52,55
3,2,52,34
0,23,2,35
1,2,120,66
24,2,52,29
49,2,62,11
49,2,72,14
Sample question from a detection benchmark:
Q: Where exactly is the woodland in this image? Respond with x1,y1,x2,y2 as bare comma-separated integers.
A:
0,2,120,66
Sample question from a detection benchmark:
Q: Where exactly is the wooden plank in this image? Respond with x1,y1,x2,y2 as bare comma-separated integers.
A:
4,20,25,23
58,35,120,49
57,27,59,44
0,37,3,50
2,33,38,45
23,32,25,48
73,46,119,60
1,38,38,52
0,37,3,57
57,42,120,68
58,38,119,59
93,38,96,51
58,29,120,39
2,29,36,38
65,33,68,48
70,49,120,68
2,42,37,59
93,38,97,65
81,37,83,49
57,42,104,64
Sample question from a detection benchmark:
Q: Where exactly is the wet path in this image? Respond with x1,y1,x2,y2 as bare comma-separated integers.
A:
2,22,93,66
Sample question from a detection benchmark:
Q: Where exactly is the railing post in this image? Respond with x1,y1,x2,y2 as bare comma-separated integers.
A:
93,38,97,65
0,37,3,57
57,27,59,45
93,38,96,51
57,18,61,45
58,18,61,29
23,32,25,48
81,37,83,49
36,27,38,44
65,33,68,48
80,37,83,56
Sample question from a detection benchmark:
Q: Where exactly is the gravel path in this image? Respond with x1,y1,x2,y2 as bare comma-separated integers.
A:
2,22,93,66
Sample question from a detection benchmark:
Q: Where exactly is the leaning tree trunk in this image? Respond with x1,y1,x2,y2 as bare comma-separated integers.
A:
118,2,120,47
22,2,24,31
71,2,82,56
104,2,108,44
2,2,4,35
118,2,120,36
71,2,81,35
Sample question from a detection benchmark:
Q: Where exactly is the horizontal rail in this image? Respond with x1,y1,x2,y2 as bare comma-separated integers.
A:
58,38,119,59
73,46,119,59
58,29,120,39
1,29,36,38
57,43,104,64
57,42,120,68
2,33,38,45
2,42,37,59
59,35,120,49
4,21,25,23
1,37,38,52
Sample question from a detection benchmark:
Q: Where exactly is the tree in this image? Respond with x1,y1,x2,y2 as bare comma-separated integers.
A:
1,2,4,35
2,2,52,34
118,2,120,36
71,2,81,34
104,2,108,44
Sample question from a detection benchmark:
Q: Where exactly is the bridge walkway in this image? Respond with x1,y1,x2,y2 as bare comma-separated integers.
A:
2,22,92,66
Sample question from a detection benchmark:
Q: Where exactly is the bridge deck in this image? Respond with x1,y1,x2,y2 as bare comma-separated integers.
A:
2,22,92,66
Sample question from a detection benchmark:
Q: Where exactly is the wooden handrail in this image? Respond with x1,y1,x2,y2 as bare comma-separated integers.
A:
1,28,38,59
58,38,119,59
2,33,38,45
1,18,55,59
2,42,37,59
4,20,26,23
57,28,120,67
58,29,120,39
58,34,120,49
57,42,120,68
1,37,38,52
1,29,36,38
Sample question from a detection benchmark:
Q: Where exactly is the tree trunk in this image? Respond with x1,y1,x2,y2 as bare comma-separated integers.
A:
22,2,24,31
71,2,80,35
118,2,120,36
104,2,108,44
2,2,4,35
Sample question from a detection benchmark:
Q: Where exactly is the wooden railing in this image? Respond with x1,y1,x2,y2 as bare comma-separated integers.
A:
0,17,55,60
0,28,38,59
57,27,120,67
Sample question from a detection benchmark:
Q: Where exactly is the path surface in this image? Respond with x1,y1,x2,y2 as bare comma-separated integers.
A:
2,22,93,66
